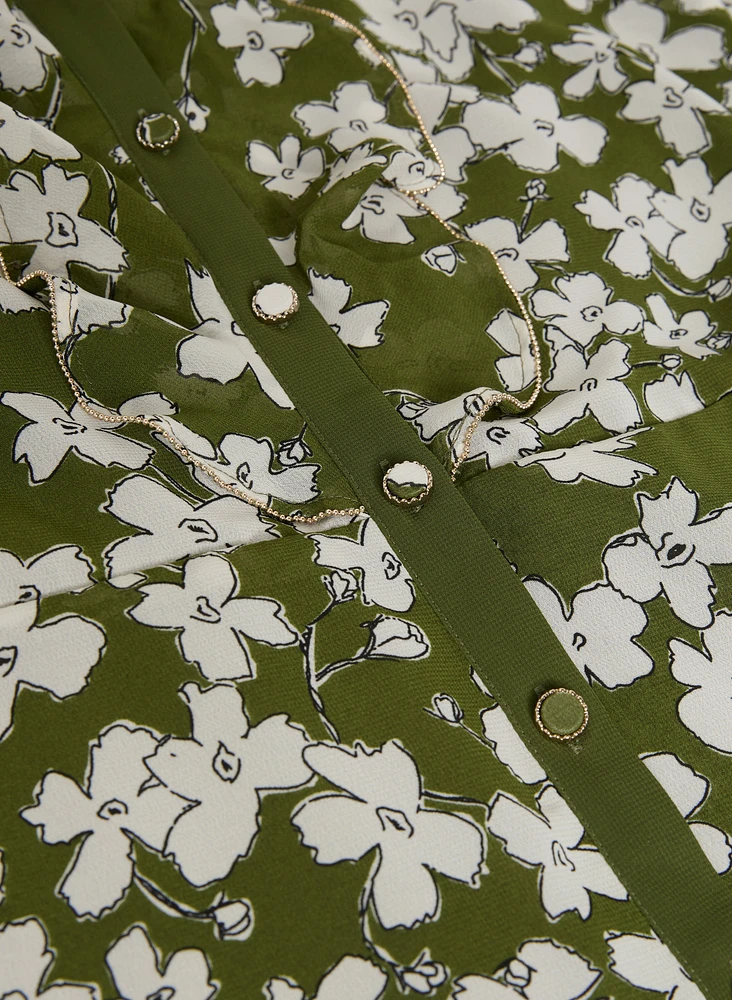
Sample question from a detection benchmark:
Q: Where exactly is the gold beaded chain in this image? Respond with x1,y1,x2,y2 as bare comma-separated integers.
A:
0,252,364,525
0,12,543,524
280,0,544,481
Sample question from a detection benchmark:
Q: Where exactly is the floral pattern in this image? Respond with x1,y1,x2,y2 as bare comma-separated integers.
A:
1,0,732,994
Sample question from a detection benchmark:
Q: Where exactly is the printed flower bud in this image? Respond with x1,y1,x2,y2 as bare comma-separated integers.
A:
707,277,732,302
661,354,682,370
513,41,546,68
277,435,313,466
432,693,463,724
323,569,359,603
504,958,531,988
401,953,448,994
363,614,430,660
707,332,731,351
212,897,253,941
421,244,459,275
524,178,547,200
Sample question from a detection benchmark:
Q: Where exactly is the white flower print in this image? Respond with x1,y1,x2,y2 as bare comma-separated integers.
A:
21,724,188,917
642,293,717,358
176,92,211,132
382,148,466,221
210,0,312,87
552,26,627,100
322,143,388,194
481,704,547,784
679,0,732,13
486,310,536,392
0,271,44,313
531,273,643,349
452,939,601,1000
644,371,704,422
534,336,642,435
606,931,704,1000
53,277,130,344
401,951,448,995
295,81,420,153
264,955,388,1000
129,553,298,682
177,261,292,405
422,243,461,275
576,174,677,279
292,740,485,929
308,269,389,348
354,0,538,82
0,2,57,93
642,752,732,872
652,158,732,280
361,614,430,659
0,392,154,483
183,431,321,504
247,134,325,198
487,785,628,919
463,217,569,294
103,474,277,585
670,610,732,753
0,542,95,605
604,0,725,72
0,102,79,162
398,388,541,468
524,578,653,688
0,163,127,276
312,517,415,612
145,682,312,886
620,68,728,159
462,83,608,173
342,183,425,244
105,925,215,1000
0,569,105,740
602,478,732,628
0,918,97,1000
517,432,657,487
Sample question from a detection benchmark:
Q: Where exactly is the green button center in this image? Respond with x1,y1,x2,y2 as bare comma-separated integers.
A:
539,689,586,737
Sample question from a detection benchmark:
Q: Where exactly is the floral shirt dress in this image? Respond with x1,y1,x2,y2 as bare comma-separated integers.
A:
1,0,732,998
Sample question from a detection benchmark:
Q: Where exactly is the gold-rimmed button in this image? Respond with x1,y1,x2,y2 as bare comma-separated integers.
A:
136,112,180,151
535,687,588,741
383,460,432,506
251,282,299,324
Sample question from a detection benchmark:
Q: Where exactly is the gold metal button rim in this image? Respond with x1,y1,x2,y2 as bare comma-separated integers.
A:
382,462,433,506
251,283,300,324
534,686,589,742
136,112,181,151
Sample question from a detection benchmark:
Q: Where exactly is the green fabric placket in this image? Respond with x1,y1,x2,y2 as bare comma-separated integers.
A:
17,1,732,995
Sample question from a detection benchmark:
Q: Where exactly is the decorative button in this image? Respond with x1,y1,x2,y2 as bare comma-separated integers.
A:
251,282,299,324
383,460,433,505
535,687,588,741
136,112,181,151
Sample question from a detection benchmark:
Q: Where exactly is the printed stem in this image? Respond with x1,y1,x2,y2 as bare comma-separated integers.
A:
133,869,215,922
650,263,713,299
315,654,368,685
359,880,404,986
150,464,206,503
423,787,490,814
518,197,535,238
38,57,63,130
475,40,517,92
300,600,341,742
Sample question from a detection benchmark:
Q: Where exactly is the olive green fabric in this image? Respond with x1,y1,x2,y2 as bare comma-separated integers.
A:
1,1,732,999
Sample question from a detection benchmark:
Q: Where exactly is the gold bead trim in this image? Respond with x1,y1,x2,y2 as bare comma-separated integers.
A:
279,0,543,484
0,253,364,527
534,687,589,742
